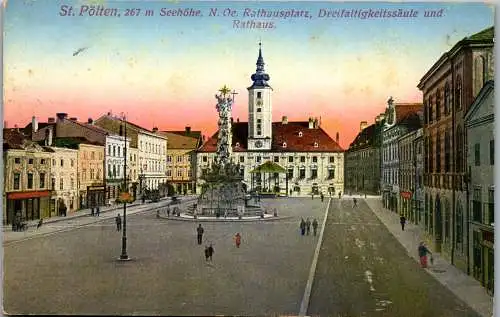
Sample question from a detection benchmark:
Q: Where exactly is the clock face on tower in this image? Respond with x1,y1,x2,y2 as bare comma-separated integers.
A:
255,140,263,148
256,100,263,106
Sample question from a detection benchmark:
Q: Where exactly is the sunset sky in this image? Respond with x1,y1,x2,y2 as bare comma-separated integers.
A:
3,0,494,148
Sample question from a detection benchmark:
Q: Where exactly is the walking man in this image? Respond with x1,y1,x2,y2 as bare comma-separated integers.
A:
197,224,204,245
306,218,311,235
400,215,406,231
300,219,306,236
115,213,122,231
205,244,214,262
418,242,432,268
96,206,100,217
312,218,319,236
320,193,324,202
353,198,357,208
234,233,241,248
91,207,95,217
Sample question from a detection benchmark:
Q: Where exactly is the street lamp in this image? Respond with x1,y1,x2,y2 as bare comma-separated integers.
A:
119,114,129,261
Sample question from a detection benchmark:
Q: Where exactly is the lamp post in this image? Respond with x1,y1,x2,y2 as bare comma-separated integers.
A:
119,114,129,261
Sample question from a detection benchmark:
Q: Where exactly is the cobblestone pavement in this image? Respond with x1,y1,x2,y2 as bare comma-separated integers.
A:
307,198,481,317
3,198,327,316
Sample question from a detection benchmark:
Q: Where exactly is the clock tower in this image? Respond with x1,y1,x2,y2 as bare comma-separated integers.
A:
247,42,273,151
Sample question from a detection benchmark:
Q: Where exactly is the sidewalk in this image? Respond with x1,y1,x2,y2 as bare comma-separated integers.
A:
364,197,493,317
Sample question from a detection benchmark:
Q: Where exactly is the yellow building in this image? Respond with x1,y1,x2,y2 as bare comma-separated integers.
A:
3,129,52,224
160,129,201,195
77,142,105,208
48,146,79,216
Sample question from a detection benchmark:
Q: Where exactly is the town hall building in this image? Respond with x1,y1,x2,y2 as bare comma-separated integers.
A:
196,44,344,197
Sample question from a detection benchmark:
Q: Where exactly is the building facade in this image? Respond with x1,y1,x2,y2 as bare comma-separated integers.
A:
77,143,105,209
3,129,52,224
196,44,344,196
417,26,494,271
345,116,385,196
48,146,79,215
381,98,423,213
413,128,425,226
465,80,494,292
398,129,422,223
161,129,201,195
105,134,131,205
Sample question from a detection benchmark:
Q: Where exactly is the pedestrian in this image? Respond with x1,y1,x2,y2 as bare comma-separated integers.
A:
96,206,100,217
115,213,122,231
91,207,95,217
37,218,43,229
353,198,357,208
312,218,319,236
400,216,406,231
234,233,241,248
197,224,204,245
311,193,314,200
418,242,432,268
300,218,306,236
306,218,311,235
338,192,342,199
205,243,214,262
166,206,170,217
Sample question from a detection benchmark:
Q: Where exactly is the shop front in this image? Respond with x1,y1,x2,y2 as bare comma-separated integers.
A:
473,229,494,293
87,186,106,207
5,190,51,224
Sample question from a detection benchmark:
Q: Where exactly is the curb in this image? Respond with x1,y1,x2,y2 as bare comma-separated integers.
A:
157,214,294,223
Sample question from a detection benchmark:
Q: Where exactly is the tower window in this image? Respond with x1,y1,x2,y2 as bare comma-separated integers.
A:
257,92,262,99
298,131,303,137
282,142,287,148
257,108,262,112
257,119,261,123
314,142,318,148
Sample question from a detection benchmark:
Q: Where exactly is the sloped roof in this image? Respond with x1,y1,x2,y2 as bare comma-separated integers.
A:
198,121,343,153
157,132,199,149
95,114,152,133
348,123,379,150
398,111,423,131
3,128,27,150
468,26,494,41
395,103,423,124
167,130,202,140
50,137,103,149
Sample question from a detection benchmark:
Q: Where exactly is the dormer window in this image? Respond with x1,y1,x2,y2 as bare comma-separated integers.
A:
235,142,240,147
314,142,319,148
282,142,287,148
298,131,303,137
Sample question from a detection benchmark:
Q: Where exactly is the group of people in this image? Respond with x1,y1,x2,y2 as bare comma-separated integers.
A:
196,224,242,263
90,206,101,217
299,218,319,236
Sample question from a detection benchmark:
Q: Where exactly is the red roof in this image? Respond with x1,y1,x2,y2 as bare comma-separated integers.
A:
198,121,343,153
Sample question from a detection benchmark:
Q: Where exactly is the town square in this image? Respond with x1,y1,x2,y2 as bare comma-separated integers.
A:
2,0,495,316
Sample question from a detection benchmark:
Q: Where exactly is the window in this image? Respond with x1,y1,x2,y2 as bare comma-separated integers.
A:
456,76,462,110
311,168,318,179
51,177,56,190
328,169,335,179
28,158,34,164
14,158,21,164
177,169,182,177
257,119,261,123
314,142,318,148
97,169,101,180
188,169,192,178
37,173,45,188
91,152,95,159
456,127,463,172
113,165,116,177
456,204,463,248
436,133,441,172
13,173,20,190
257,92,262,98
60,159,64,167
202,156,207,163
90,169,95,180
27,173,33,189
274,156,279,163
71,178,74,189
166,169,172,177
299,169,306,179
490,140,494,165
300,156,306,163
288,156,294,163
312,156,318,163
257,108,261,112
40,159,46,165
445,132,450,172
257,129,261,136
239,156,245,163
474,143,481,166
177,156,182,163
428,95,433,123
444,83,451,115
329,156,334,163
472,188,482,223
256,157,261,163
282,142,287,148
298,131,303,137
287,168,293,179
489,189,494,225
167,155,172,163
60,178,64,190
71,159,74,167
113,146,116,157
435,89,441,121
52,159,56,166
118,147,121,157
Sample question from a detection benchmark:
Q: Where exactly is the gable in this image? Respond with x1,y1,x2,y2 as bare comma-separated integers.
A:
465,81,494,123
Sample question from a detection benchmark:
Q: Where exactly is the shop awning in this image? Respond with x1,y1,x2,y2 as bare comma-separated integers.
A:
7,190,51,200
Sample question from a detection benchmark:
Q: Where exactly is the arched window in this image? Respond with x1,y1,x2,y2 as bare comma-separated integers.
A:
455,76,462,110
474,55,485,92
436,132,441,172
445,131,450,172
444,82,451,115
436,89,441,121
424,101,428,125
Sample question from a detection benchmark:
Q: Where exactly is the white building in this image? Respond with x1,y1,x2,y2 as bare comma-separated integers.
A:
105,134,131,204
464,80,494,293
48,146,79,215
196,44,344,196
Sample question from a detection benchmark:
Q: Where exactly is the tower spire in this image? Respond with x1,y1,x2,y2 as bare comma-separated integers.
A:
250,41,270,88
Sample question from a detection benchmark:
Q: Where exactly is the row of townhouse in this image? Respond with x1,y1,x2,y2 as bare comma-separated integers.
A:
3,112,203,225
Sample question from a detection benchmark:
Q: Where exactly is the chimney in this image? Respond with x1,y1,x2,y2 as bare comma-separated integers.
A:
308,117,314,129
88,118,93,124
69,117,77,121
32,116,38,133
56,113,68,122
48,117,55,123
231,117,234,124
152,127,158,133
360,121,368,131
185,126,191,133
45,127,53,146
314,118,319,129
282,116,288,125
336,132,339,144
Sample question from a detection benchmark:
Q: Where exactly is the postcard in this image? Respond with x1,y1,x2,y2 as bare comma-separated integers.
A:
2,0,495,316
